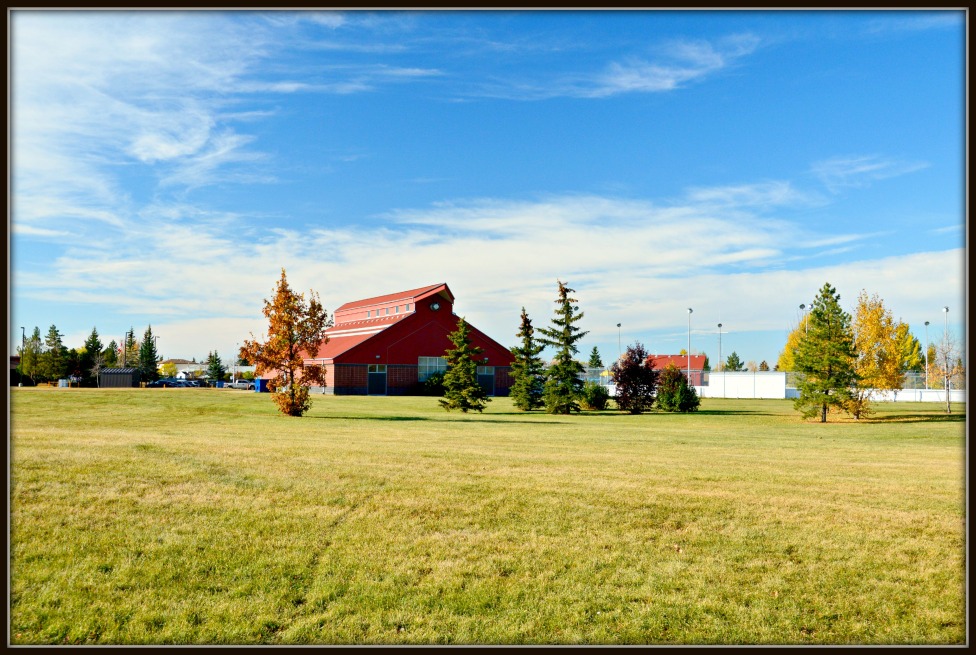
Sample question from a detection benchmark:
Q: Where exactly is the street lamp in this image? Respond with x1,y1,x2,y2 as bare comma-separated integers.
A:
943,307,949,408
717,323,724,399
20,327,25,386
924,321,930,389
799,303,807,334
234,342,239,383
616,323,621,360
687,308,693,382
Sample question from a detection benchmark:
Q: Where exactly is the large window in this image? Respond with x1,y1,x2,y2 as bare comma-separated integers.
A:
418,356,447,382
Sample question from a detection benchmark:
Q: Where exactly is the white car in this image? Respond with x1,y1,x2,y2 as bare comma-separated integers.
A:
225,380,255,390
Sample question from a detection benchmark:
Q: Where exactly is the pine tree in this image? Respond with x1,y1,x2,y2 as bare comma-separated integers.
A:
759,360,770,372
122,328,139,368
138,325,160,383
207,351,227,383
509,308,545,411
40,324,66,381
610,341,658,414
439,317,490,413
794,282,858,423
724,351,745,372
538,280,589,414
81,327,103,386
588,346,603,368
241,268,330,417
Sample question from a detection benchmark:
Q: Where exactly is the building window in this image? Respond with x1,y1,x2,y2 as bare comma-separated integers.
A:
418,356,447,382
477,366,495,375
385,307,390,315
406,303,412,311
367,310,371,318
395,305,400,313
368,364,387,373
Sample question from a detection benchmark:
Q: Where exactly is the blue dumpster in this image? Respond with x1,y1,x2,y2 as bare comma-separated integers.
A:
255,378,270,393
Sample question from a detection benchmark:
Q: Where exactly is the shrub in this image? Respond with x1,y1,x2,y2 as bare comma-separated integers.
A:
420,371,445,396
610,342,658,414
656,364,701,413
579,381,610,410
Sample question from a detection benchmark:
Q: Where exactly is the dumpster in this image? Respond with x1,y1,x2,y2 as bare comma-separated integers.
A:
58,379,69,388
255,378,271,393
216,381,224,388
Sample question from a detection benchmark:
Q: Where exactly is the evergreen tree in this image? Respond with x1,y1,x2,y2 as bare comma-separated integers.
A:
588,346,603,368
81,327,103,385
241,268,330,417
724,351,745,372
19,326,42,384
65,348,81,379
538,280,589,414
206,351,227,383
439,317,490,413
509,308,546,411
138,325,160,382
794,282,858,423
102,340,119,368
759,360,770,372
655,363,700,413
40,324,66,381
610,341,658,414
122,328,139,368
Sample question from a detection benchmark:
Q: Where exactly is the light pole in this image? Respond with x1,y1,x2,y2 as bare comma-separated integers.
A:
924,321,930,389
234,342,239,383
717,323,724,399
800,303,807,334
20,327,25,386
687,308,693,382
943,307,949,411
616,323,621,360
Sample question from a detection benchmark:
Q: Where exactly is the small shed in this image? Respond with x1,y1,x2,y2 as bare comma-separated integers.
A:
98,368,141,388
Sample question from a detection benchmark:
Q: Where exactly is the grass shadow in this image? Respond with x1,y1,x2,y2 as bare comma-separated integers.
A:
868,412,966,424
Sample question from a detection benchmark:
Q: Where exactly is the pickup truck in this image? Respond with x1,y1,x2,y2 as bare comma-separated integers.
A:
225,380,255,390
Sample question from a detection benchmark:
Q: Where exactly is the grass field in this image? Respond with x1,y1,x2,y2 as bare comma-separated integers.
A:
8,388,967,645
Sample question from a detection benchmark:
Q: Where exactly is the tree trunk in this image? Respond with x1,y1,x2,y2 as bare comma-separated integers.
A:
821,403,827,423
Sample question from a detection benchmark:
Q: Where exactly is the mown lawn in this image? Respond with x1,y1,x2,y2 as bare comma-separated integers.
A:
8,388,966,645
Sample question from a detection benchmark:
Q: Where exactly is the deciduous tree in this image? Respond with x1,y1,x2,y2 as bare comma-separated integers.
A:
775,314,809,372
794,282,857,423
509,308,545,411
19,326,42,384
610,342,658,414
538,280,589,414
241,269,330,417
439,317,490,413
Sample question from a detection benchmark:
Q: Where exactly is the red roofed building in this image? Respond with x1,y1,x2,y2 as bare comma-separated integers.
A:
647,354,707,386
301,283,514,396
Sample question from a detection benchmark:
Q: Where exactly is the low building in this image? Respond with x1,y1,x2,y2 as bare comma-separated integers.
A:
98,368,141,388
299,282,514,396
647,354,707,387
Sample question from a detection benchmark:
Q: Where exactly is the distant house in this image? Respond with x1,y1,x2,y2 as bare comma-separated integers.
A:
296,282,514,396
647,354,707,387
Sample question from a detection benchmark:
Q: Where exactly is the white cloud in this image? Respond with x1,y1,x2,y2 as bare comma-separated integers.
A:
811,155,929,193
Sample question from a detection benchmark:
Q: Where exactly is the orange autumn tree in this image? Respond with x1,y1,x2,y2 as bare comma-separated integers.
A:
241,268,330,417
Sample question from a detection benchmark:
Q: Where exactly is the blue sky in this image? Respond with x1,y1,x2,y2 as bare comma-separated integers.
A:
9,9,966,369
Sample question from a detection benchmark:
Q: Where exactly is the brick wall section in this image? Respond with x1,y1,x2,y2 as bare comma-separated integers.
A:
387,365,419,396
334,363,368,395
494,366,513,397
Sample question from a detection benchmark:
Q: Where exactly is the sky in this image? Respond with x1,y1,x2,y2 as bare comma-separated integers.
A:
8,9,967,370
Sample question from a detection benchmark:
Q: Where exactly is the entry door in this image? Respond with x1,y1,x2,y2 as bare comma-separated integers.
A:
368,364,387,395
477,366,495,396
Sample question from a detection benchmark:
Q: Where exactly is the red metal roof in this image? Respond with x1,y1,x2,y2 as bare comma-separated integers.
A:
648,354,707,370
334,283,453,313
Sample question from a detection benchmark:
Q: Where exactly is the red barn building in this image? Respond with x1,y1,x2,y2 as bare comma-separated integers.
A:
302,283,514,396
647,354,707,387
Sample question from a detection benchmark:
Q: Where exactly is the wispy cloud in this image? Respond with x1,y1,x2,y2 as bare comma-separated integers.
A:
811,155,929,193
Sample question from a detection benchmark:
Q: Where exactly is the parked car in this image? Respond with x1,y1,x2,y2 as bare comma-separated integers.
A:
148,378,180,388
225,379,255,390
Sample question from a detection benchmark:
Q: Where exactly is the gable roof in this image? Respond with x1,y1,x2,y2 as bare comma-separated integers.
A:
334,283,453,313
648,354,707,370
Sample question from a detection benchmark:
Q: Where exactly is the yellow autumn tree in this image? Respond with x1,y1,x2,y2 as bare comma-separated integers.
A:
848,290,906,419
241,268,330,417
775,313,809,372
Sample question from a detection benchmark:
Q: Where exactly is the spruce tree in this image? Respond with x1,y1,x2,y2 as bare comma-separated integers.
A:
138,325,160,382
655,363,700,413
509,308,545,411
102,340,119,368
207,351,227,384
538,280,589,414
588,346,603,368
439,317,490,413
122,328,139,368
794,282,858,422
81,327,103,386
40,324,66,381
725,351,745,372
